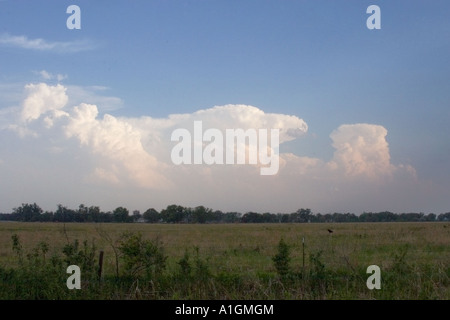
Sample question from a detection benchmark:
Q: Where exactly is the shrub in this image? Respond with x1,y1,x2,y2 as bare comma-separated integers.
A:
62,239,97,277
177,249,192,277
272,238,291,277
118,232,167,279
193,246,210,280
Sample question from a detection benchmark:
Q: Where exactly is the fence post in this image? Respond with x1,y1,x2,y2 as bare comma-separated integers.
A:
302,237,305,270
98,250,104,280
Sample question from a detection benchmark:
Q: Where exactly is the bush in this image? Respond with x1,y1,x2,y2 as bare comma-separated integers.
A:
62,239,97,279
177,249,192,277
193,246,210,280
118,232,167,279
272,238,291,277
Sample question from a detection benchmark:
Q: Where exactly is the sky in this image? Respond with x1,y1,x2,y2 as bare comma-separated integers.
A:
0,0,449,214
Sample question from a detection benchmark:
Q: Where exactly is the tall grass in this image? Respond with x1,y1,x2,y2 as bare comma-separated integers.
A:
0,222,448,299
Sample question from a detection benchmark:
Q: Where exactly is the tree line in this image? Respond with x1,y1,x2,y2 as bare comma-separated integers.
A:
0,203,448,223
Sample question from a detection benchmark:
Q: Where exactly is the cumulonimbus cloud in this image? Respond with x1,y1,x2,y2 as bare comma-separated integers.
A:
0,82,421,213
9,83,414,183
329,124,398,178
281,123,416,180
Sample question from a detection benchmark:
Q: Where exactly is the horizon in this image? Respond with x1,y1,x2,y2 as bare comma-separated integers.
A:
0,202,447,217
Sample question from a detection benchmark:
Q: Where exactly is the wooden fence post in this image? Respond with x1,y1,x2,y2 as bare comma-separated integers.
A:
302,237,305,270
98,250,104,280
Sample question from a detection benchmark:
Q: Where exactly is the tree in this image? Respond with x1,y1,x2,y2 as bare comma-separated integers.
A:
41,211,54,222
277,213,290,223
143,208,160,223
78,204,91,222
212,210,224,223
132,210,142,222
241,212,263,223
54,204,76,222
261,212,277,223
437,212,450,221
222,212,240,223
191,206,213,223
113,207,130,223
290,208,312,223
12,203,43,222
88,206,101,222
160,205,186,223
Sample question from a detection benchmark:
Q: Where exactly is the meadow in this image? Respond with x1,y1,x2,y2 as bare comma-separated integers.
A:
0,221,448,300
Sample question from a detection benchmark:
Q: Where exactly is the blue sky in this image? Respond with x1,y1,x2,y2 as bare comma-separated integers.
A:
0,1,449,214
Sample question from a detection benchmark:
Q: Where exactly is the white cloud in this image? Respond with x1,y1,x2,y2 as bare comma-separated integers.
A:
279,124,417,183
64,103,171,189
0,81,429,213
189,104,308,143
39,70,52,80
0,33,96,53
328,124,395,178
324,124,416,181
37,70,68,82
21,83,68,123
2,83,69,136
122,104,308,171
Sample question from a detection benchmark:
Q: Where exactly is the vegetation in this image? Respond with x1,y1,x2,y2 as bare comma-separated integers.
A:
0,222,448,299
1,203,448,223
272,238,291,278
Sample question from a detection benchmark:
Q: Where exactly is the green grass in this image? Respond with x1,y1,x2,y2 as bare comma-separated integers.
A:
0,221,448,299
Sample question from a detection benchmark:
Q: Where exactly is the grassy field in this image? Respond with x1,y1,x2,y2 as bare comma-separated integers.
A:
0,221,448,299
